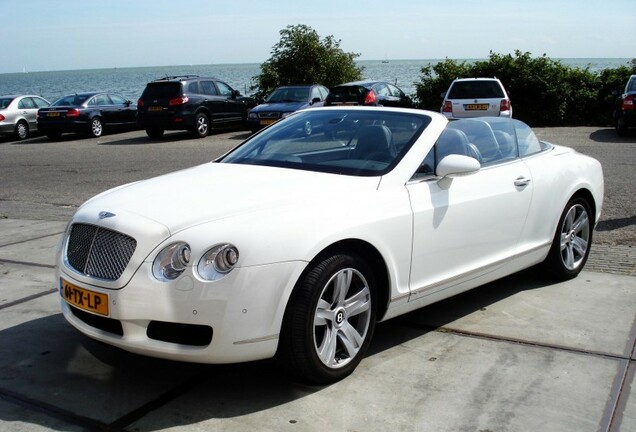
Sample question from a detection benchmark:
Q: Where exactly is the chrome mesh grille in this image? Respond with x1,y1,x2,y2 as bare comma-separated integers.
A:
66,223,137,281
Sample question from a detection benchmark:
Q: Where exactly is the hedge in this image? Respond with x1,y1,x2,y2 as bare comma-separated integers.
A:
414,51,636,127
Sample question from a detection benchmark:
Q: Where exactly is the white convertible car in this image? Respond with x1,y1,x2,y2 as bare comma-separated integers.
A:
57,108,603,384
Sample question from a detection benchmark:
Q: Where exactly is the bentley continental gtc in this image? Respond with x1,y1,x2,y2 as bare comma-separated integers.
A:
57,107,604,384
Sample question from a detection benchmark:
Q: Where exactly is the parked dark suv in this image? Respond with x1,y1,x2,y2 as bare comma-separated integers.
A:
614,74,636,136
137,75,256,138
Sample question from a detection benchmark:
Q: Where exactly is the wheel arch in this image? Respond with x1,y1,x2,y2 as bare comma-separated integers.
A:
292,238,391,322
570,188,597,226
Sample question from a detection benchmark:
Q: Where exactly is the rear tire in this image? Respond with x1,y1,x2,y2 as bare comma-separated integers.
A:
15,120,29,140
191,113,209,138
89,117,103,137
145,127,164,139
278,252,376,385
542,196,593,280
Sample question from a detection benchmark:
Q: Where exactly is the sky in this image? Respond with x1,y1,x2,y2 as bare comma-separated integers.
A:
2,0,634,74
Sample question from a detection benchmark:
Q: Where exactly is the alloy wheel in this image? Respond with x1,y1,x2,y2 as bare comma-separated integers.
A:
559,203,590,271
313,267,372,369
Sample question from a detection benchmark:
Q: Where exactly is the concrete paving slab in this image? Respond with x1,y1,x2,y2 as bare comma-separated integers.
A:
0,293,207,425
0,235,62,267
0,399,84,432
615,366,636,432
128,329,621,432
401,270,636,357
0,262,56,306
0,219,66,245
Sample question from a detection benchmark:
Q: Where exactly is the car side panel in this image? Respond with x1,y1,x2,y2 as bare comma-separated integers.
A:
407,160,533,301
516,146,604,259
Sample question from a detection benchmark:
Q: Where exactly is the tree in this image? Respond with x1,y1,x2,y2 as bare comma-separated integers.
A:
252,24,363,101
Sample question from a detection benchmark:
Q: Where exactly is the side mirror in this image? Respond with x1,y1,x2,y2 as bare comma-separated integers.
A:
311,97,321,105
436,154,480,178
232,89,240,98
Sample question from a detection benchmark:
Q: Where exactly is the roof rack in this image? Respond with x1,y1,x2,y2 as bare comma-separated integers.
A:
153,75,200,81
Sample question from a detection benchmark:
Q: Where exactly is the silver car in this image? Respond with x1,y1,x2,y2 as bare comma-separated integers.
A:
441,78,512,119
0,95,51,140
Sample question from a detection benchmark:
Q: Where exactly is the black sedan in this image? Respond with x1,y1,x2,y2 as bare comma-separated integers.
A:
247,85,329,133
37,92,137,139
325,80,414,108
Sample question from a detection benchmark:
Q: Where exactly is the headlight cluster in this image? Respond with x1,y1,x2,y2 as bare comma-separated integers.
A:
152,242,191,281
197,244,239,281
248,112,258,119
152,242,239,282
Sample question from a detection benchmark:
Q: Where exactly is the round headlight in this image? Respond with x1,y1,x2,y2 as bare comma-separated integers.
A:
198,243,239,281
152,242,191,281
248,112,258,119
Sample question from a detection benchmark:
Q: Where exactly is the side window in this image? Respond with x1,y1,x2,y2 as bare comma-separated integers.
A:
33,97,50,108
448,119,502,166
215,81,234,97
413,128,473,179
388,84,404,98
514,120,542,156
489,119,518,160
87,97,97,106
414,147,436,179
18,98,36,109
109,95,127,105
319,86,329,99
95,95,112,105
310,87,322,101
187,81,200,94
375,84,390,97
200,80,217,96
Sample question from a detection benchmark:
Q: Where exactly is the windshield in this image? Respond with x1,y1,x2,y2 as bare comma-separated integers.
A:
53,94,91,106
220,109,431,176
266,87,310,103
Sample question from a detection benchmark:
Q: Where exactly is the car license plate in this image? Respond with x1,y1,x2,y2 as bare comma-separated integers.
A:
260,119,276,126
148,106,163,112
60,278,109,316
465,104,489,110
47,112,61,117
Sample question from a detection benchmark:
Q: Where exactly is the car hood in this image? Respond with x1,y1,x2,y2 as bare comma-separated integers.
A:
76,162,380,235
252,102,308,112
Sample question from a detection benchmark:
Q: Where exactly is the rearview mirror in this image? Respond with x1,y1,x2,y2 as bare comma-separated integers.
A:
436,154,480,178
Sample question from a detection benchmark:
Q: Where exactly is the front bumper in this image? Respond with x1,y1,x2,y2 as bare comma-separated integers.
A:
58,259,306,364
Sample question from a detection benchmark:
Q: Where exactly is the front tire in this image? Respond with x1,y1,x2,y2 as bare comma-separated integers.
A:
89,117,103,137
279,252,376,385
15,120,29,140
191,113,209,138
543,196,593,280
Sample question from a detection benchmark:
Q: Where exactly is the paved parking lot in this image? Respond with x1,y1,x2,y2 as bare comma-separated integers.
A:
0,127,635,431
0,219,634,432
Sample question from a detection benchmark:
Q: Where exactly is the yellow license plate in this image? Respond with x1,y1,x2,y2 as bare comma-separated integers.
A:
466,104,489,110
47,112,61,117
148,106,163,112
60,278,109,316
260,119,276,125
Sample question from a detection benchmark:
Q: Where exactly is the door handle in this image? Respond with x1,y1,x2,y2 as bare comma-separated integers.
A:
514,177,531,187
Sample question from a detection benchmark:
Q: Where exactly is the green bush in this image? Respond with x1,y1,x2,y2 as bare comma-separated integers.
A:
252,25,363,102
414,51,636,126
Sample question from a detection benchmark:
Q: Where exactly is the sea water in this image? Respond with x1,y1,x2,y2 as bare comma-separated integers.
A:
0,58,631,103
